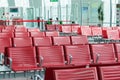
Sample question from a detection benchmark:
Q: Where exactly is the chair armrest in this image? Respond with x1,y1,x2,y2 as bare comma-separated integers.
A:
96,53,100,63
39,56,44,67
68,54,73,64
8,57,12,68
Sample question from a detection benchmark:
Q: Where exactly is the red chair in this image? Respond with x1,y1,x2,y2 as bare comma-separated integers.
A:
7,47,40,71
65,45,91,65
80,26,92,36
0,32,13,38
71,25,80,33
99,66,120,80
33,37,52,46
30,32,45,37
61,26,72,33
54,67,98,80
90,44,116,64
71,36,88,45
13,37,33,47
37,46,65,67
102,30,119,40
55,24,62,31
91,27,102,36
14,32,30,37
45,31,59,37
46,25,56,31
53,36,71,45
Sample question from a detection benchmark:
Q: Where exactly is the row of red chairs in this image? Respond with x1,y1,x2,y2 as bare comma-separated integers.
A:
1,25,120,80
78,26,120,40
46,24,79,32
0,26,40,32
3,25,120,40
78,26,120,38
46,25,120,40
79,26,120,40
1,36,120,65
0,31,60,38
46,25,102,36
0,36,88,53
4,43,120,70
46,24,102,35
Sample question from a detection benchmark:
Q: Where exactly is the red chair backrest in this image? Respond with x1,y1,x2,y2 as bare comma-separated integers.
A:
72,25,80,33
80,26,92,36
71,36,88,45
14,32,30,37
54,67,98,80
30,32,45,37
61,26,72,33
46,25,56,31
65,45,91,65
7,47,38,71
53,36,71,45
0,32,13,38
45,31,59,37
91,27,102,36
90,44,116,64
13,37,33,47
37,46,65,67
15,28,28,32
33,37,52,46
2,29,14,33
99,66,120,80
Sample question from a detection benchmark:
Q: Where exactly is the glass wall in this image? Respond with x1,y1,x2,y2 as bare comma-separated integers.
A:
15,0,30,7
0,0,8,7
42,0,71,22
